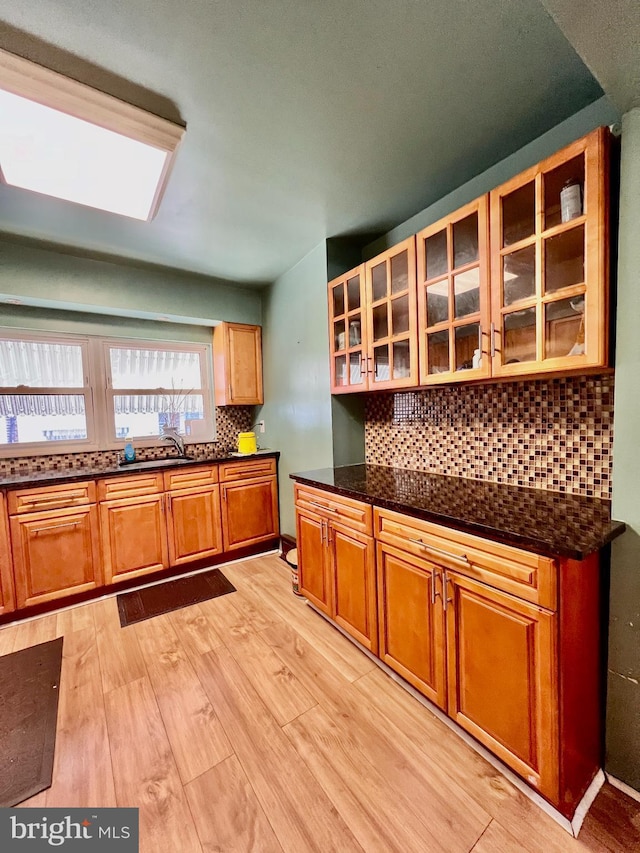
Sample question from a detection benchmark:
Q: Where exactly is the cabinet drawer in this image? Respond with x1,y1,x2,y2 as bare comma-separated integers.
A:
374,508,556,610
219,457,276,483
98,473,164,501
295,484,372,536
9,480,96,515
164,465,218,491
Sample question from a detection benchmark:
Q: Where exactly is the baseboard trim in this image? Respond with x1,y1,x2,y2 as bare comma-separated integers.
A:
606,773,640,803
306,600,602,837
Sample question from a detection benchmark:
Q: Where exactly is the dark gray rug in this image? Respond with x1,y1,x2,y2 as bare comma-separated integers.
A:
117,569,236,627
0,636,63,807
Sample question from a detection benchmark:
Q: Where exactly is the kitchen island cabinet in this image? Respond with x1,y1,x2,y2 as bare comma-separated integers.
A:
291,464,624,820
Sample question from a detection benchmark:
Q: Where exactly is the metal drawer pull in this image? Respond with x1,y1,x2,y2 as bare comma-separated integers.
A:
430,570,441,606
408,537,469,566
310,500,340,515
34,521,80,534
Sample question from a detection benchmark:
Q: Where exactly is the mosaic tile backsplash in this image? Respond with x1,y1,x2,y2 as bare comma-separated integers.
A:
364,375,614,499
0,406,254,477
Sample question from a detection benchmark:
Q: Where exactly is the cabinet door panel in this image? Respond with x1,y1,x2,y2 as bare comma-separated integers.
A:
220,477,279,551
0,493,15,615
376,543,446,709
11,505,100,607
167,486,222,565
296,510,331,615
331,523,377,653
100,496,168,583
446,571,558,800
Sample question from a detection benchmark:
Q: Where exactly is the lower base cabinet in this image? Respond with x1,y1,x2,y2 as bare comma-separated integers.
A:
445,571,557,800
377,542,446,709
100,495,168,584
220,458,279,551
0,493,15,615
11,505,101,607
166,485,223,566
295,494,603,818
295,485,377,654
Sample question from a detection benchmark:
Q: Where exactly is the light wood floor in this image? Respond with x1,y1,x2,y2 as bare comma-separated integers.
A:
2,554,639,852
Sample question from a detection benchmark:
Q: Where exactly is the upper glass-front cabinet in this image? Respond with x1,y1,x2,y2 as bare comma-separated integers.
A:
489,126,608,377
328,264,368,393
416,197,491,384
364,237,418,390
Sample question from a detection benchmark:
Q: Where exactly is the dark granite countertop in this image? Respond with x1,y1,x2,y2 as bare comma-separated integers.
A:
0,450,280,489
290,464,625,559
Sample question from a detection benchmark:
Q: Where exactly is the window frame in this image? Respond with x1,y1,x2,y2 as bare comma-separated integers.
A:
0,329,215,458
96,337,215,450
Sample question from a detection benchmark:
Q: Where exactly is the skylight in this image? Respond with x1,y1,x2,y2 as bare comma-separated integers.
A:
0,49,184,221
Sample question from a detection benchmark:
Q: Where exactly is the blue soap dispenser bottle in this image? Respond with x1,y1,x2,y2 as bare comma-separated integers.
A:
124,442,136,463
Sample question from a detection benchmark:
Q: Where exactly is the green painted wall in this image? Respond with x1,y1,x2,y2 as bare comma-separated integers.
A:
365,97,619,258
259,243,335,536
608,107,640,790
0,237,262,326
0,303,211,344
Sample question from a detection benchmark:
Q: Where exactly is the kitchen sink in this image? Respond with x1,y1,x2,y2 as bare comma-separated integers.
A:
117,456,195,471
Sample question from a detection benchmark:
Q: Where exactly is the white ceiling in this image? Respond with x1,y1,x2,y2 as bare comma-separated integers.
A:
0,1,611,285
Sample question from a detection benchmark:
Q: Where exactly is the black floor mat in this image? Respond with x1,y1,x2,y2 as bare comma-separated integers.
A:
0,637,63,807
117,569,236,627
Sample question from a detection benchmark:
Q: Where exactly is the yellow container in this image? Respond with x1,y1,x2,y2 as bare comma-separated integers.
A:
237,431,257,454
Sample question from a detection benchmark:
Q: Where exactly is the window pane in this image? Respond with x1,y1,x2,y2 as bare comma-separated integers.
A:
113,393,205,439
0,339,84,387
109,347,202,390
427,330,449,374
390,251,409,294
502,182,535,247
503,308,537,363
545,226,584,294
425,229,448,280
453,212,479,268
453,268,480,318
503,246,535,306
426,280,449,326
0,394,87,443
371,263,387,301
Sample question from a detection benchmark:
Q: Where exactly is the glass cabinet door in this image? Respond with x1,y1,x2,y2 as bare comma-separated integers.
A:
327,264,368,393
364,237,418,390
416,197,491,384
490,127,608,377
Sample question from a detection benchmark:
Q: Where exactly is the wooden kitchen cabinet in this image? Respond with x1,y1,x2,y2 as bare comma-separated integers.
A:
416,195,492,384
213,322,263,405
295,484,377,653
377,541,446,707
328,264,369,393
99,473,168,583
164,465,223,565
489,126,609,377
327,128,610,393
219,457,279,551
9,481,101,608
445,570,558,801
364,236,418,390
0,492,16,615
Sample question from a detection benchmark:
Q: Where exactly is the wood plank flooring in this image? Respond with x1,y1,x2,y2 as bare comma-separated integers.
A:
2,553,639,852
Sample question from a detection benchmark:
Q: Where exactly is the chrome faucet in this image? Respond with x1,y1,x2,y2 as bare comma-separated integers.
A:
161,428,186,457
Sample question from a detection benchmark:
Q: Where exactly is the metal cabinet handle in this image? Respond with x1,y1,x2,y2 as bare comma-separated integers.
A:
442,572,453,613
310,500,339,515
33,521,80,534
478,325,483,355
430,569,441,606
490,322,497,358
407,537,470,567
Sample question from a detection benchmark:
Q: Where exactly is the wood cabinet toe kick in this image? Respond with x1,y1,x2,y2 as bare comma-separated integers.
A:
295,485,604,820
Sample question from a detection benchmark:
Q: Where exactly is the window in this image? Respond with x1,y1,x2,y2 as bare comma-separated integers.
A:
103,342,213,446
0,331,215,456
0,335,94,450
